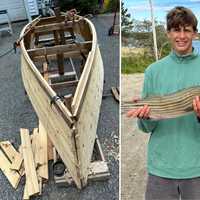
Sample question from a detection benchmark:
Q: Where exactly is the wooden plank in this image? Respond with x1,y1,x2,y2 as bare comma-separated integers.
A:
47,136,54,161
23,182,29,200
32,50,88,62
27,42,91,58
0,141,23,171
74,46,104,186
111,87,119,102
36,15,66,26
20,128,39,196
54,30,64,75
34,20,81,33
0,149,21,188
54,137,109,185
10,153,23,171
18,145,25,177
37,121,48,180
49,71,76,79
88,161,110,181
50,80,78,90
42,62,49,82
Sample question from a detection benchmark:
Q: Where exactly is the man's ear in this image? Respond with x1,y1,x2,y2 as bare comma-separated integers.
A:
193,31,198,39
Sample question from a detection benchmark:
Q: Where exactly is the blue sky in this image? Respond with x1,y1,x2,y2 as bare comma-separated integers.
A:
124,0,200,30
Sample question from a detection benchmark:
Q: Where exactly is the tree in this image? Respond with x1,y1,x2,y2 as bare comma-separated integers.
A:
121,1,133,36
131,20,170,55
59,0,99,15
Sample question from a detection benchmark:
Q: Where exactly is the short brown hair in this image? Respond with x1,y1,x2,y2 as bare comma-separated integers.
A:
166,6,198,32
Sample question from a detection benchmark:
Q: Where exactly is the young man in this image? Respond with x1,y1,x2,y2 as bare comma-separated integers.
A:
127,6,200,200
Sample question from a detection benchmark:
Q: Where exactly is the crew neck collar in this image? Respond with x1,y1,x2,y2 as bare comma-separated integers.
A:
170,48,198,62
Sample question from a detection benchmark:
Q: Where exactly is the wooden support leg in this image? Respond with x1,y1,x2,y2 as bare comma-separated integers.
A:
53,136,110,187
53,30,64,75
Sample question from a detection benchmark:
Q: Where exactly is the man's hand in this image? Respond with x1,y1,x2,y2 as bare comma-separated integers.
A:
126,105,150,119
193,96,200,118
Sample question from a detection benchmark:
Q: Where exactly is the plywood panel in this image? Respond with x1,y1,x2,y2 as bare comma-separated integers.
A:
75,46,104,186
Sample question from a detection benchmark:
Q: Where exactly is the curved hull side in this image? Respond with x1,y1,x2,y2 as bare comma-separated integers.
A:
75,46,104,186
21,53,81,188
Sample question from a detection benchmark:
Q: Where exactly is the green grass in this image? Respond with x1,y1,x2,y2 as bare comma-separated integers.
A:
121,53,155,74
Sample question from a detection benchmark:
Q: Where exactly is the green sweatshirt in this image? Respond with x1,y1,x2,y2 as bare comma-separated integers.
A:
138,49,200,179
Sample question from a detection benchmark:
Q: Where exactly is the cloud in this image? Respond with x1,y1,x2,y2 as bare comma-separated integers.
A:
189,0,200,2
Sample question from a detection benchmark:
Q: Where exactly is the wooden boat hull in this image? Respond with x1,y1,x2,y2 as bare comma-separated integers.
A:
20,15,104,188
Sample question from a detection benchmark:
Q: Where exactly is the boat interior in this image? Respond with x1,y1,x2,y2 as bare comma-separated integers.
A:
22,14,93,113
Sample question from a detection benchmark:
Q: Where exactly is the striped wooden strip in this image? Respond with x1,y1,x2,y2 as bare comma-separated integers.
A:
122,86,200,119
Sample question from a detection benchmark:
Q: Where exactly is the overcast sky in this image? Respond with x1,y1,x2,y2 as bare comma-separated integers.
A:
124,0,200,30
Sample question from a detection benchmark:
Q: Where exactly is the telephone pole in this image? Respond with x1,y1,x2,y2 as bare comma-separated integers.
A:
149,0,158,60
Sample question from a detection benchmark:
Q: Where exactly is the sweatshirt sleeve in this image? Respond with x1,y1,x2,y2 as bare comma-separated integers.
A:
137,69,158,133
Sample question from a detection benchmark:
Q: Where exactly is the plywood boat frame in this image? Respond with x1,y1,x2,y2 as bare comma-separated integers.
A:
19,13,109,189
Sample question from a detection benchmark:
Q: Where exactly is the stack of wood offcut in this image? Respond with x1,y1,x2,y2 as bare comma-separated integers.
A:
0,122,53,199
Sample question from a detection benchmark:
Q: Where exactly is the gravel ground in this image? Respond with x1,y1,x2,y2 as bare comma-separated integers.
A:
0,13,119,200
121,74,149,200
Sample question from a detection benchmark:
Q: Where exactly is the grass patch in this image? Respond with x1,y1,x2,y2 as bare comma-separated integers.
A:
121,52,155,73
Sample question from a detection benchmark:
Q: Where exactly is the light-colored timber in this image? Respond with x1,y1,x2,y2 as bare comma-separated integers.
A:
19,13,106,188
122,86,200,119
0,149,21,189
20,128,40,196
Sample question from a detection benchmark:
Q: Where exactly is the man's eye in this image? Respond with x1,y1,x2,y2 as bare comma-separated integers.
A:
185,29,192,32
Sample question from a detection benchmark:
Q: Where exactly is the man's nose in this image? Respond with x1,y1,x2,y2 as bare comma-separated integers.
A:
179,30,186,38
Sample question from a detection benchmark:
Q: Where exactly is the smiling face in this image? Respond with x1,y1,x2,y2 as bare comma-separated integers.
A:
167,26,197,55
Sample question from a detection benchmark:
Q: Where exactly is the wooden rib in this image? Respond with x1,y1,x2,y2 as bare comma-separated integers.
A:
34,20,81,33
49,71,76,80
53,30,64,75
17,16,41,44
27,42,91,57
50,80,78,90
36,15,65,26
122,86,200,119
0,149,21,188
20,128,39,196
42,62,49,82
32,50,88,62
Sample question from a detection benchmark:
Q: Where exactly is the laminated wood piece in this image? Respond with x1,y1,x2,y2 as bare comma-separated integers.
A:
20,128,39,196
0,149,21,188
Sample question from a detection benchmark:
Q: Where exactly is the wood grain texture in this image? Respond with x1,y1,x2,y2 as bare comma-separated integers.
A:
75,46,104,186
0,149,21,188
20,128,39,196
